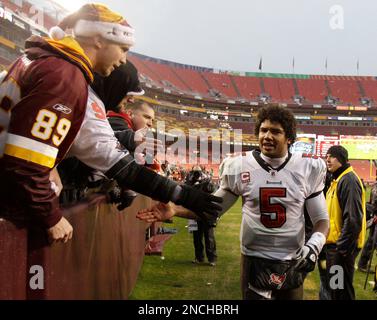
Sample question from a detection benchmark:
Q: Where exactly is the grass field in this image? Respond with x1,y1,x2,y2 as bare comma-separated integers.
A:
130,198,376,300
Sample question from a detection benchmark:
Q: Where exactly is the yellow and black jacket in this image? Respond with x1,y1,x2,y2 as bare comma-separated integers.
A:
326,165,366,255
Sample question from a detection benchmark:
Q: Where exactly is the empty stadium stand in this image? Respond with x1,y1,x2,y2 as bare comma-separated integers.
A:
327,79,361,104
171,67,210,95
295,78,329,103
128,54,162,84
263,78,296,103
231,75,262,101
129,53,377,107
202,72,239,99
142,59,191,91
358,79,377,103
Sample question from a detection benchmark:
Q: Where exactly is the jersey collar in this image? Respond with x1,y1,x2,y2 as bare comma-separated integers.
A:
252,149,292,173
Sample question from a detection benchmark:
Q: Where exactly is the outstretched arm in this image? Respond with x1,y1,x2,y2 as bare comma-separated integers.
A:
136,187,239,223
136,202,196,223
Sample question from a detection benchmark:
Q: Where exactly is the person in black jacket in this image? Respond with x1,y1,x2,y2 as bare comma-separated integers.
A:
325,145,366,300
357,179,377,273
186,166,217,266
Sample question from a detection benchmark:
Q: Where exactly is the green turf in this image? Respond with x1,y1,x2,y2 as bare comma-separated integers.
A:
130,198,376,300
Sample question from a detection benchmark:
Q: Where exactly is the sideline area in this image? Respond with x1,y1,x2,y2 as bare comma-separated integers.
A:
131,199,376,300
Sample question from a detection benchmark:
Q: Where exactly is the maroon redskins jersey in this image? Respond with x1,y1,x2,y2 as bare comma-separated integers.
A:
0,36,92,227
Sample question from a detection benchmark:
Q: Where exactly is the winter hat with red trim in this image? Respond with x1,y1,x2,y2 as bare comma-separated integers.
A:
49,3,135,47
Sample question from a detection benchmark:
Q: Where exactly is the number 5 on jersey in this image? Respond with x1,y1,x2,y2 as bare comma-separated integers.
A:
259,187,287,228
31,109,71,146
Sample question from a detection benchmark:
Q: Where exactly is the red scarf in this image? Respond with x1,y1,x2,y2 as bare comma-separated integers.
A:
107,111,135,130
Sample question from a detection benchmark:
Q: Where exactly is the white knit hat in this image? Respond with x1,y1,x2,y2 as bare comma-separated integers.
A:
49,3,135,47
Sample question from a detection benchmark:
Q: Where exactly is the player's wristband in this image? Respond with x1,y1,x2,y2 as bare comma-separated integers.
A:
306,232,326,255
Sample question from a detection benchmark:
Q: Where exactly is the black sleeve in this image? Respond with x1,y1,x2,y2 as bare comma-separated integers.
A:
371,185,377,215
108,117,137,152
105,155,178,203
336,173,363,255
105,156,223,218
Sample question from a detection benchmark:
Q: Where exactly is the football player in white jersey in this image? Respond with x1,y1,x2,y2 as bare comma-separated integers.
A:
137,105,329,300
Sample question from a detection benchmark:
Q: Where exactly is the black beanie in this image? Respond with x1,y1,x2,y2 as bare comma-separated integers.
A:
91,61,144,112
327,145,348,166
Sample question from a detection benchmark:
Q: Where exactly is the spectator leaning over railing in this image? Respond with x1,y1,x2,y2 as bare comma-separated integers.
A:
58,62,159,208
91,61,161,168
0,3,222,244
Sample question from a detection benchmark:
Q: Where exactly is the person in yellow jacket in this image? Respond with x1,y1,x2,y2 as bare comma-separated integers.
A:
325,145,366,300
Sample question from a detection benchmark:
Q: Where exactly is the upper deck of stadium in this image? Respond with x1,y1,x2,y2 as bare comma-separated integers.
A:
128,52,377,110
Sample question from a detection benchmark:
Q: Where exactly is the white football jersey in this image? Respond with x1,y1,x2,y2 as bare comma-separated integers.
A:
219,150,327,260
67,87,128,172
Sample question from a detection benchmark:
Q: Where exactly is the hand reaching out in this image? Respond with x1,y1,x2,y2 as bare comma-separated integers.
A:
137,202,175,223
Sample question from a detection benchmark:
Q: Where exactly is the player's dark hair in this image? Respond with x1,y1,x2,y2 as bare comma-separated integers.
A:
254,105,296,144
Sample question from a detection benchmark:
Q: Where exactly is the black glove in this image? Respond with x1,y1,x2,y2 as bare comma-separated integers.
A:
174,184,223,222
108,185,137,211
295,245,318,273
117,189,137,210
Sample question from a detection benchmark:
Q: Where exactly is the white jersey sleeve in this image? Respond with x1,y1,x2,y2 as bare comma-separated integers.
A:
306,156,327,198
219,154,244,196
68,87,128,172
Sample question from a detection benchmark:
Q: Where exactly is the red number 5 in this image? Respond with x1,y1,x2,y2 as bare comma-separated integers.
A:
259,188,287,228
